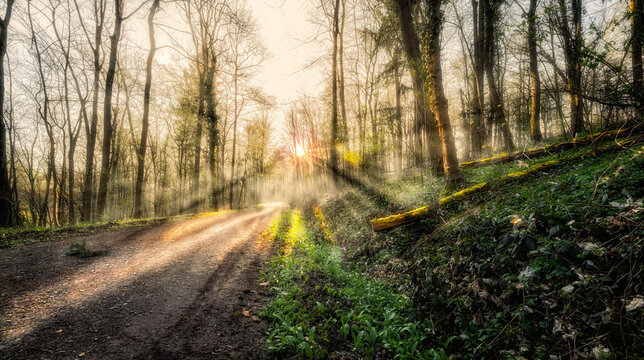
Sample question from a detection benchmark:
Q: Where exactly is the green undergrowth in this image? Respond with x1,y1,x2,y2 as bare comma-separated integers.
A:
0,217,171,248
317,141,643,358
262,208,448,359
0,217,172,248
0,208,242,248
66,239,108,258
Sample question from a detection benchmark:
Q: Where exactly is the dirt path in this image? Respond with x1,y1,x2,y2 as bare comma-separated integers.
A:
0,204,285,359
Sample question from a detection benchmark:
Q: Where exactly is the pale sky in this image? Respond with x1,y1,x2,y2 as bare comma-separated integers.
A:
248,0,325,102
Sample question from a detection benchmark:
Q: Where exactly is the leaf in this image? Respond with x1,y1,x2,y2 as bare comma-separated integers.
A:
242,309,250,317
625,296,644,312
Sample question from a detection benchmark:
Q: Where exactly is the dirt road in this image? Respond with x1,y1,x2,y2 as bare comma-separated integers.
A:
0,204,285,359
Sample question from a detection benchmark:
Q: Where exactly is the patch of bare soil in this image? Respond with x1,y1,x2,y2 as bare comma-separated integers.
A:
0,204,285,359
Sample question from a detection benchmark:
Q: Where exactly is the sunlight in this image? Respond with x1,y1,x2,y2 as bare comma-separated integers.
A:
296,143,306,158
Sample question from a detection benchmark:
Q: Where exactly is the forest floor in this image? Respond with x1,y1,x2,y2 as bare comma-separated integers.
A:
262,134,644,359
0,203,285,360
1,133,642,360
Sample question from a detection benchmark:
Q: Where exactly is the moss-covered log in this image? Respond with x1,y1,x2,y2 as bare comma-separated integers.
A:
460,127,637,169
372,140,637,231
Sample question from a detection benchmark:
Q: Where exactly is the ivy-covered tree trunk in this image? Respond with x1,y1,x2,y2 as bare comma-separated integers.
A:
424,0,463,186
395,0,442,175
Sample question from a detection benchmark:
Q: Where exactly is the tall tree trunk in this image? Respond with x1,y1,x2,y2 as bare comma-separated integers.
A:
338,0,348,144
96,0,124,218
329,0,340,182
470,0,486,157
193,76,204,206
230,67,238,208
394,54,403,170
394,0,442,175
528,0,542,141
483,0,515,151
0,0,15,226
205,55,218,209
631,0,644,120
557,0,584,136
424,0,463,185
134,0,160,218
79,0,106,222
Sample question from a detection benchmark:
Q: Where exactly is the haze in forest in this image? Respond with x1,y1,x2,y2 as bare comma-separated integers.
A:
0,0,641,227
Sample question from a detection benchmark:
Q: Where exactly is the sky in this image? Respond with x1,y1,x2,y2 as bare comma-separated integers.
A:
240,0,332,142
247,0,326,104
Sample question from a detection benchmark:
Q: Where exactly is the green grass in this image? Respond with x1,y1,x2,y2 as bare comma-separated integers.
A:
262,208,448,359
0,217,170,248
65,239,108,258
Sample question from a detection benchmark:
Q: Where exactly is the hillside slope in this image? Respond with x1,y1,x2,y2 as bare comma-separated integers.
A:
264,140,644,359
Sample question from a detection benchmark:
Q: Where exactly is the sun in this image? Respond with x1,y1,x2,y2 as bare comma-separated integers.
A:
296,143,306,158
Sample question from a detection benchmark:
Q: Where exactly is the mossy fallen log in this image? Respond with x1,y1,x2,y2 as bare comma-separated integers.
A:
460,127,636,169
372,140,637,231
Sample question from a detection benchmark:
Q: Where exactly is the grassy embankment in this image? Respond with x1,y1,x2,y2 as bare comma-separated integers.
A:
263,136,643,359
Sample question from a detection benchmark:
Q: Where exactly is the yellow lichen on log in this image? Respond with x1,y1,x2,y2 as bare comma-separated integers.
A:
438,182,489,206
372,139,637,231
460,127,636,169
371,205,432,231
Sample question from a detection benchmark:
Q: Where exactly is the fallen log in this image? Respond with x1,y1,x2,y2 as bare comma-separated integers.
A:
372,140,638,231
459,126,637,169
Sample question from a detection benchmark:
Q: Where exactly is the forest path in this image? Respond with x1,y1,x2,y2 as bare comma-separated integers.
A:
0,204,285,359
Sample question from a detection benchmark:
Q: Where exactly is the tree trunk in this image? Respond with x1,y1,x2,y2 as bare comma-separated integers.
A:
205,55,218,209
193,76,204,207
134,0,160,218
528,0,542,141
230,67,238,208
329,0,340,182
631,0,644,120
557,0,584,136
80,2,105,221
394,0,442,175
0,0,15,226
96,0,124,218
424,0,463,186
338,0,348,144
394,54,403,170
483,0,515,151
470,0,486,157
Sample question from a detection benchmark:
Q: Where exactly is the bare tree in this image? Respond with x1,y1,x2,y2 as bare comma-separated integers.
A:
134,0,161,218
330,0,341,182
554,0,584,136
528,0,543,141
0,0,15,226
483,0,515,151
96,0,125,217
74,0,107,221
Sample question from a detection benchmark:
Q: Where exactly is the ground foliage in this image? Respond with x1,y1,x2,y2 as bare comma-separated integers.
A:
262,208,448,359
314,141,643,359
